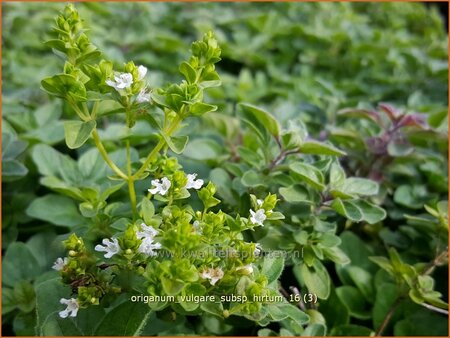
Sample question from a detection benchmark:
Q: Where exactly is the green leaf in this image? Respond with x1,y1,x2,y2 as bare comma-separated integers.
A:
267,303,289,321
78,147,108,182
2,288,17,314
239,103,280,138
2,160,28,181
318,287,349,328
347,266,374,302
3,242,41,287
296,260,330,299
189,102,217,116
333,177,379,198
26,232,60,271
351,200,386,224
369,256,394,275
289,162,325,191
140,198,155,224
200,301,224,317
261,255,284,284
329,163,346,185
272,303,309,326
300,140,346,156
41,314,83,336
241,170,265,188
279,184,310,203
2,132,27,160
184,138,222,160
303,323,326,336
95,301,151,336
41,74,87,102
394,185,428,209
278,304,309,327
164,135,189,154
64,120,96,149
13,281,36,313
179,61,197,84
372,283,398,330
13,312,36,336
31,144,65,177
335,286,371,320
331,198,362,222
26,194,85,227
336,231,376,285
322,246,350,265
2,133,29,181
394,308,448,336
161,276,185,296
40,176,84,200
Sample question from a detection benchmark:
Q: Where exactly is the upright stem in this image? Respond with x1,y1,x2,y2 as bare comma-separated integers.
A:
375,297,403,336
92,129,128,180
126,140,137,218
132,114,182,179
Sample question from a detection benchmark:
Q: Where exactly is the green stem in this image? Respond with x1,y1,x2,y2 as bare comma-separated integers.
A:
69,101,90,121
82,102,90,117
91,101,99,119
132,114,182,179
92,129,128,180
126,140,138,218
375,296,403,336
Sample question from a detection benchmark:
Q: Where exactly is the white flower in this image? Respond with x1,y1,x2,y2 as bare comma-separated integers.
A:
136,89,151,103
95,238,120,258
138,236,162,257
185,173,204,190
254,243,262,256
256,199,263,206
236,264,254,275
148,177,171,196
193,220,202,234
200,267,224,286
136,223,159,240
52,257,68,271
59,298,79,318
137,65,147,80
250,209,267,226
106,72,133,90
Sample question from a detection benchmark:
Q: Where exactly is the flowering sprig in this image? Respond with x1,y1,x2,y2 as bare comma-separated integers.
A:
42,4,290,327
41,4,222,220
137,223,162,257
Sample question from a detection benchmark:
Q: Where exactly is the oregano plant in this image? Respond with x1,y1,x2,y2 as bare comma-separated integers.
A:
3,2,447,337
34,4,307,335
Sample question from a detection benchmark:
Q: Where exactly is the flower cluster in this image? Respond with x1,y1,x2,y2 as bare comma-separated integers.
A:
200,267,224,286
248,196,276,227
106,63,151,103
137,223,162,257
148,172,204,196
54,168,280,321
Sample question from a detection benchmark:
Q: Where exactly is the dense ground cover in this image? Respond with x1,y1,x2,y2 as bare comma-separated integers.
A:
2,2,448,336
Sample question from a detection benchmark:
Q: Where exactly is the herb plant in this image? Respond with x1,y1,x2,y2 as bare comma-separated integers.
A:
2,3,448,337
